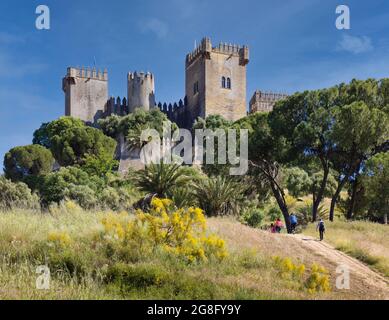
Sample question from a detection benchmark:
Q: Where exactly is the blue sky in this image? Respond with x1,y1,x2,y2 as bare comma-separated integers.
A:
0,0,388,168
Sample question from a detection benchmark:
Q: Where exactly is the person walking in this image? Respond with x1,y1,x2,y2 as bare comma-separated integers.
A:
290,214,298,233
316,219,325,241
275,218,283,233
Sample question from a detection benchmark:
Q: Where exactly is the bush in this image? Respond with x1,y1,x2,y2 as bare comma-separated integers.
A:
98,186,137,211
242,207,264,228
267,205,282,221
194,176,245,216
100,198,228,263
273,257,331,293
39,166,104,206
0,176,40,210
106,263,170,289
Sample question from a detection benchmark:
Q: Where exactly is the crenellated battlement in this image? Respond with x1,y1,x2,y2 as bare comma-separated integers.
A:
252,90,288,101
106,96,128,116
186,37,249,67
128,71,154,81
66,67,108,81
249,90,288,114
156,97,189,128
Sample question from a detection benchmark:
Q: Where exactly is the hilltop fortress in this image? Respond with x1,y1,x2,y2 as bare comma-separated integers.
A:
63,37,287,128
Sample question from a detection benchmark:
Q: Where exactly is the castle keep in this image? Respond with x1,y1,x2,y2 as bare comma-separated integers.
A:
63,37,286,127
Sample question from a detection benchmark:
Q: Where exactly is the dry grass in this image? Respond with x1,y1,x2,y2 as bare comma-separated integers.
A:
303,220,389,277
0,208,387,300
208,217,389,299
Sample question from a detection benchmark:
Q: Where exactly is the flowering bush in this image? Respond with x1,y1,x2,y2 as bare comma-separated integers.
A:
47,231,72,247
305,263,331,293
100,197,228,263
273,256,305,279
273,256,331,293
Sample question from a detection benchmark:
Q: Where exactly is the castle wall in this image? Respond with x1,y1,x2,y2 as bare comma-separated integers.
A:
63,67,108,124
249,90,288,113
127,72,156,112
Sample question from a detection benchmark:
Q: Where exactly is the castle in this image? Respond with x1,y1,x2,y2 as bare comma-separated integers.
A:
63,37,287,128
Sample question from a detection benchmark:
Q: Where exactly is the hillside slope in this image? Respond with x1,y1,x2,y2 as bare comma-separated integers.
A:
208,218,389,300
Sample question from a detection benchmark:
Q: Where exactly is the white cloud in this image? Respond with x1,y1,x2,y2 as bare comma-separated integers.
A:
337,34,373,54
140,18,169,39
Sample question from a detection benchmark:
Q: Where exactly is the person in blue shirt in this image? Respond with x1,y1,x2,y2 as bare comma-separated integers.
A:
290,214,298,233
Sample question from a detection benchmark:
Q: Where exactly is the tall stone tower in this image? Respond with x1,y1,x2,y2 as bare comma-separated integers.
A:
127,71,156,112
62,67,108,124
185,37,249,124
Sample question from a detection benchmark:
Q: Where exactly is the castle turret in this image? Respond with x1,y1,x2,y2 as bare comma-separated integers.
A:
127,71,156,112
62,67,108,124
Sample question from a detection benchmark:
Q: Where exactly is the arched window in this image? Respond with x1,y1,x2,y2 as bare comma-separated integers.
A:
221,77,226,88
227,78,231,89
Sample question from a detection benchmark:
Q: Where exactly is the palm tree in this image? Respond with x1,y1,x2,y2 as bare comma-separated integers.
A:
134,162,193,198
194,176,245,216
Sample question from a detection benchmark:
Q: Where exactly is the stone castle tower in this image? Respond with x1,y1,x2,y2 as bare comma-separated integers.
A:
62,67,108,124
127,71,156,112
185,37,249,122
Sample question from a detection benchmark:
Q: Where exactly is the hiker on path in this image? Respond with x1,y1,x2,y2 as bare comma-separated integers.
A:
290,214,298,233
316,219,326,241
275,218,283,233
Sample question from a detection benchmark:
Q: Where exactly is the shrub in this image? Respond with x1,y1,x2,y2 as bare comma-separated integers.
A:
135,162,193,198
267,205,282,221
194,176,245,216
305,263,331,293
273,256,331,293
0,176,40,210
39,166,104,206
100,198,228,263
242,207,264,228
106,263,170,289
66,184,98,209
98,187,131,211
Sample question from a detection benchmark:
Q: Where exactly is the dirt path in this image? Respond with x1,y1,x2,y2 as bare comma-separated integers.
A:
292,233,389,298
208,218,389,299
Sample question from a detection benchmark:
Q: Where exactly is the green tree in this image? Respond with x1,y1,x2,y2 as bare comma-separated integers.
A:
362,152,389,224
50,126,117,167
192,114,233,177
237,112,293,232
4,145,54,186
284,167,311,197
328,102,389,221
81,152,119,177
33,116,85,148
269,78,389,221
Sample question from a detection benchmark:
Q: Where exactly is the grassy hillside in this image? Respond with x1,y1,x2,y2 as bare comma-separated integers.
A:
303,220,389,277
0,203,338,299
1,203,388,300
